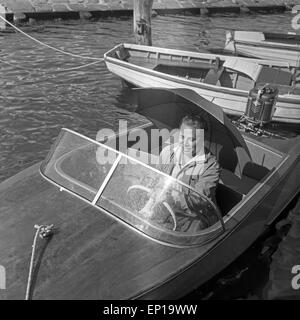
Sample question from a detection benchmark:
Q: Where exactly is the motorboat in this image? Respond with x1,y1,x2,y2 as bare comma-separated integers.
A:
0,88,299,299
224,31,300,67
104,43,300,123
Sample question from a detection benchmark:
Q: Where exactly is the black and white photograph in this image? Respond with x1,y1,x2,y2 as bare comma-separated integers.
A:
0,0,300,306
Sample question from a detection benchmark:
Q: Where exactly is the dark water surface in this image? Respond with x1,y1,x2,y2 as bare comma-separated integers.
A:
0,12,299,299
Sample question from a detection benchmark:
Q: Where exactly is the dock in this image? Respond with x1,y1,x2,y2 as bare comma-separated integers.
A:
0,0,299,24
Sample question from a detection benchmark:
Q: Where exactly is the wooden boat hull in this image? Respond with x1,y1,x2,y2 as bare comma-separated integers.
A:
104,44,300,124
0,135,299,300
224,31,300,67
1,88,299,299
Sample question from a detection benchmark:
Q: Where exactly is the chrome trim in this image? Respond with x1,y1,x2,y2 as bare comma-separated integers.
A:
92,154,122,205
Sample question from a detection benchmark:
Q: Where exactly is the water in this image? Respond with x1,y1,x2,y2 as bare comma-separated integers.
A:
0,12,299,182
0,11,299,299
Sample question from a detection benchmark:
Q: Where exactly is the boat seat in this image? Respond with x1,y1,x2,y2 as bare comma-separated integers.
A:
153,61,212,80
220,168,257,195
204,67,224,85
205,124,251,178
115,45,130,61
217,70,233,88
292,87,300,95
216,183,243,216
153,60,212,71
255,66,292,86
243,159,269,177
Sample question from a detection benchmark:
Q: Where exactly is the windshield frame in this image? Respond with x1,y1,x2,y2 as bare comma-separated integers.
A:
40,128,225,246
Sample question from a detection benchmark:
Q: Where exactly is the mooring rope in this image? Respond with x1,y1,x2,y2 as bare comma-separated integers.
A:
0,15,104,61
25,224,54,300
53,60,103,72
0,15,105,74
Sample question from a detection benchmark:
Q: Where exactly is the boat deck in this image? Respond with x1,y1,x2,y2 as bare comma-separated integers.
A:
128,56,158,69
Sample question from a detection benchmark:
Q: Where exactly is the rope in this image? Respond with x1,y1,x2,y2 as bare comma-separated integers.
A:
53,60,103,73
0,15,103,61
25,224,54,300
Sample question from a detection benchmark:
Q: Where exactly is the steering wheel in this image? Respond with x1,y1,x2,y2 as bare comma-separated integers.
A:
127,185,177,231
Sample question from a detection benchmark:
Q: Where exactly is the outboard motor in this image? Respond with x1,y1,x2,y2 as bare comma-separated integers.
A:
245,84,278,126
234,84,281,137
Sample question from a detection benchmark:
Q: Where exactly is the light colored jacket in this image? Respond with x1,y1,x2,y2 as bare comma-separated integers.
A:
156,143,221,231
158,143,220,203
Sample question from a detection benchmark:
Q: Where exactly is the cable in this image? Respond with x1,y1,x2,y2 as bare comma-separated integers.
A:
53,60,103,72
0,15,103,61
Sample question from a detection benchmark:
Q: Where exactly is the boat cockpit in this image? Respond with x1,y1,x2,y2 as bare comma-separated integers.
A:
40,128,226,247
40,88,285,247
40,124,282,248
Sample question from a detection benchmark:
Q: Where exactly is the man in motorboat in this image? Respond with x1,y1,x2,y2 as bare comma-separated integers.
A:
159,115,220,204
139,114,221,232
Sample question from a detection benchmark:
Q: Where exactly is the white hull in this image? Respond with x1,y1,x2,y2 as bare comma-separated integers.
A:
226,42,300,68
105,44,300,123
225,31,300,67
107,61,246,115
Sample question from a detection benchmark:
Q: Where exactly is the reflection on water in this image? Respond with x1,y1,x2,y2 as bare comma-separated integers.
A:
0,11,299,299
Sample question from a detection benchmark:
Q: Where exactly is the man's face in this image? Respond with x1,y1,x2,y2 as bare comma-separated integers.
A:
179,123,204,156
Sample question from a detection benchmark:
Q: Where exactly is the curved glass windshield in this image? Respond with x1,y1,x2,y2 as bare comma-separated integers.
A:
41,129,224,247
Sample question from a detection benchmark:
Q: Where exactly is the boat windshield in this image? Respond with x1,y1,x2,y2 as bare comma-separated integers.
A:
41,129,224,247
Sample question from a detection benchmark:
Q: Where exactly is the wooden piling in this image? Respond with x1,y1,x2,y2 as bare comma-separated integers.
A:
133,0,154,46
0,4,7,30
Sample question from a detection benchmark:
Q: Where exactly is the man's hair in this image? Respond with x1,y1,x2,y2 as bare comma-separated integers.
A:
180,114,208,131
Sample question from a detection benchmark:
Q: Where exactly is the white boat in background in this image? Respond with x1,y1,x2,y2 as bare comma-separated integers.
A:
104,43,300,123
224,30,300,67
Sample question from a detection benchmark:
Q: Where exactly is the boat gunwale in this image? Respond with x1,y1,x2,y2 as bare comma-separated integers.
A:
113,43,291,68
233,38,300,52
